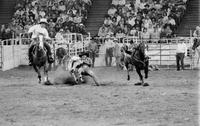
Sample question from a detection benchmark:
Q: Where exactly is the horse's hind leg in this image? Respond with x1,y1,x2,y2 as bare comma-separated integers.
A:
144,60,149,79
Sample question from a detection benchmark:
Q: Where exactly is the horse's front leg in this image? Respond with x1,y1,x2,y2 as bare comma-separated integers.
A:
43,63,52,85
144,60,149,79
127,69,130,81
135,67,144,85
43,65,48,82
87,69,100,86
125,62,130,81
33,65,41,83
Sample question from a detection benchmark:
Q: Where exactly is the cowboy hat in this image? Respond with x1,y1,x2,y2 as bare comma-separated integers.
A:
39,18,48,24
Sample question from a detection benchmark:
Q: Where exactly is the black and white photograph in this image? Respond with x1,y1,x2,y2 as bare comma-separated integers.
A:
0,0,199,125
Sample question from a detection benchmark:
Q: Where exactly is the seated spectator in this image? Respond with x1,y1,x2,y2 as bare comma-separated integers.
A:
0,25,6,40
150,26,161,42
98,25,108,38
107,27,115,36
135,0,141,12
58,1,66,12
115,29,125,43
78,23,88,35
167,16,176,31
111,17,118,30
112,0,119,6
193,26,200,37
127,14,136,27
118,0,126,6
104,16,112,27
129,27,137,36
160,25,172,38
108,5,117,18
73,14,82,24
143,15,152,29
55,29,65,43
116,29,125,38
2,28,13,40
38,8,46,18
141,27,151,42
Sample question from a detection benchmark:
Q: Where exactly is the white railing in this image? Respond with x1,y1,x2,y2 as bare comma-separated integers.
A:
0,35,198,71
0,33,90,71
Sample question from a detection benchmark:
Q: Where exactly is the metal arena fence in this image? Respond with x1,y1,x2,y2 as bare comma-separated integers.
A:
0,34,198,71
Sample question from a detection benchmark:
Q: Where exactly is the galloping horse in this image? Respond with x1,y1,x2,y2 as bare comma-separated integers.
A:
192,38,200,65
56,47,100,86
121,42,149,86
31,34,51,84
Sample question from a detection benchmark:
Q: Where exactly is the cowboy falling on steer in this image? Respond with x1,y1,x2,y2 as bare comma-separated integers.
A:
69,52,92,81
28,18,54,66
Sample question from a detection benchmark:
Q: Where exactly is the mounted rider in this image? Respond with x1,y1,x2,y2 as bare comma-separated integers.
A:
28,18,54,66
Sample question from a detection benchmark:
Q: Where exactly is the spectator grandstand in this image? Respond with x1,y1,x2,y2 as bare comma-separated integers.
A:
98,0,188,39
0,0,198,40
0,0,93,40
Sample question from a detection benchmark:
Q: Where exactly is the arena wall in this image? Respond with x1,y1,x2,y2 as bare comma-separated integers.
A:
0,35,198,71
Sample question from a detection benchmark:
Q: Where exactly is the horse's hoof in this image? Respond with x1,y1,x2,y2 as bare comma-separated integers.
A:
38,80,41,84
145,76,148,79
44,81,53,85
142,83,149,87
127,76,130,81
134,82,142,86
95,83,100,86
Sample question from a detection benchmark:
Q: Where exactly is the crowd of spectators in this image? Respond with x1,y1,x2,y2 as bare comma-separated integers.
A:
0,0,93,40
98,0,188,40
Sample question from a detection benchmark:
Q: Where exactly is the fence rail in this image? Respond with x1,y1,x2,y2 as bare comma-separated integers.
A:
0,35,198,71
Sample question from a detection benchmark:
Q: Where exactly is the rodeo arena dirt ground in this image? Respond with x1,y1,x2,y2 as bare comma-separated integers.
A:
0,64,199,126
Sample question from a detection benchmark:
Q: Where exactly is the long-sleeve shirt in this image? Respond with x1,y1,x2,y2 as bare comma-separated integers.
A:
28,24,50,39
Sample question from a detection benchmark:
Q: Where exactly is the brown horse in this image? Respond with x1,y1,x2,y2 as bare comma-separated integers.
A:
121,42,149,86
31,35,51,85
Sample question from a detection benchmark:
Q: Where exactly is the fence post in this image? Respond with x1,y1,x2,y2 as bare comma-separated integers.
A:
160,40,162,66
53,42,56,69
